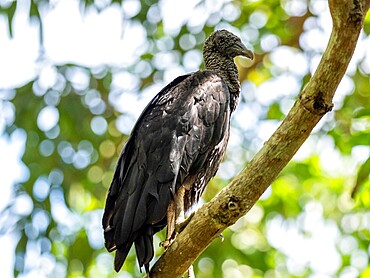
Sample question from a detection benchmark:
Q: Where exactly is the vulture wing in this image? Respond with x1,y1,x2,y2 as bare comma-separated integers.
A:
102,70,230,272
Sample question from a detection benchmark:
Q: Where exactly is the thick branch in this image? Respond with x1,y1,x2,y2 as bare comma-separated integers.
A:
148,1,369,277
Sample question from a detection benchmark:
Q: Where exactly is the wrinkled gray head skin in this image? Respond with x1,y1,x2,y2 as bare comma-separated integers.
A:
203,29,254,60
202,29,254,110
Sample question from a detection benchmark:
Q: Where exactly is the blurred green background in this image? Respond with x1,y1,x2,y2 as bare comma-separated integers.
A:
0,0,369,277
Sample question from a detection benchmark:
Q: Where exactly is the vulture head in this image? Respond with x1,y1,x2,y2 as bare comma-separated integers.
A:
204,29,254,60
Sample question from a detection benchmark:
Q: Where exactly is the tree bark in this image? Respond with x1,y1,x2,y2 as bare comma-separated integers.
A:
148,1,370,277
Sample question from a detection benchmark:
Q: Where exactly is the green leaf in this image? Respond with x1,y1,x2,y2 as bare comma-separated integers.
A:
364,11,370,35
350,131,370,146
352,156,370,197
266,102,284,120
353,108,370,118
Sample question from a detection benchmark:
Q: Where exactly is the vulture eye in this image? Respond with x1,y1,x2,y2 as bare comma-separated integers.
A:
217,36,225,46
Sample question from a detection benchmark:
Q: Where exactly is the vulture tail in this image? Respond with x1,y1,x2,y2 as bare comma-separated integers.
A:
114,239,135,272
113,227,155,273
135,227,155,273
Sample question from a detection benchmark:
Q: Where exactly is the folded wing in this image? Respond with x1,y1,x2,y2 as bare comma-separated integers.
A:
102,70,230,272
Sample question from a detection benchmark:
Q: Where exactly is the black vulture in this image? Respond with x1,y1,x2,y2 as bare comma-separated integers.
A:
102,29,254,273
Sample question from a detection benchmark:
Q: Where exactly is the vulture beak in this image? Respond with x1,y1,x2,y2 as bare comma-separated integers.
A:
233,42,254,60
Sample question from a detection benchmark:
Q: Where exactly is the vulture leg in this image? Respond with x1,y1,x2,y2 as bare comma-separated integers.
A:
174,181,195,233
162,185,188,249
161,201,175,249
175,186,196,278
164,186,196,278
175,185,186,225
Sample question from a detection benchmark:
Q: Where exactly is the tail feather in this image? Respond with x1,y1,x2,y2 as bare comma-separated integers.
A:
114,250,127,272
114,239,135,272
113,227,156,273
135,227,154,273
104,225,116,252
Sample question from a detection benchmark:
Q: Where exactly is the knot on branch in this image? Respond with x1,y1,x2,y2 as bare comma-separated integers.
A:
227,200,239,211
212,196,241,225
349,0,363,24
300,91,333,115
329,0,364,28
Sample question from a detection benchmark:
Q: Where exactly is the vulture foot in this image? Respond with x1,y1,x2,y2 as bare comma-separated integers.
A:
160,237,175,249
161,212,195,250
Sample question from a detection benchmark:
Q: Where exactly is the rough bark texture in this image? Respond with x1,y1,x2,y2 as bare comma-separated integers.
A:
148,1,370,277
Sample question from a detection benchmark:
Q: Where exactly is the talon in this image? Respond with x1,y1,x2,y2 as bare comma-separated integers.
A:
160,240,170,249
160,238,174,250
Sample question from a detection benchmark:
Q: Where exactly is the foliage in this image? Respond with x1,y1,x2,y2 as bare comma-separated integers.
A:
0,0,369,277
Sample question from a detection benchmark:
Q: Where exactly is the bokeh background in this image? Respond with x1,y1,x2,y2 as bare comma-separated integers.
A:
0,0,370,277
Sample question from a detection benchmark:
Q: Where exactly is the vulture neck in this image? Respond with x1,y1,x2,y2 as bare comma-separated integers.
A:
204,54,240,112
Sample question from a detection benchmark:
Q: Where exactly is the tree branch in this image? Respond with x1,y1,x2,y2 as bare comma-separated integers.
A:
148,1,369,277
